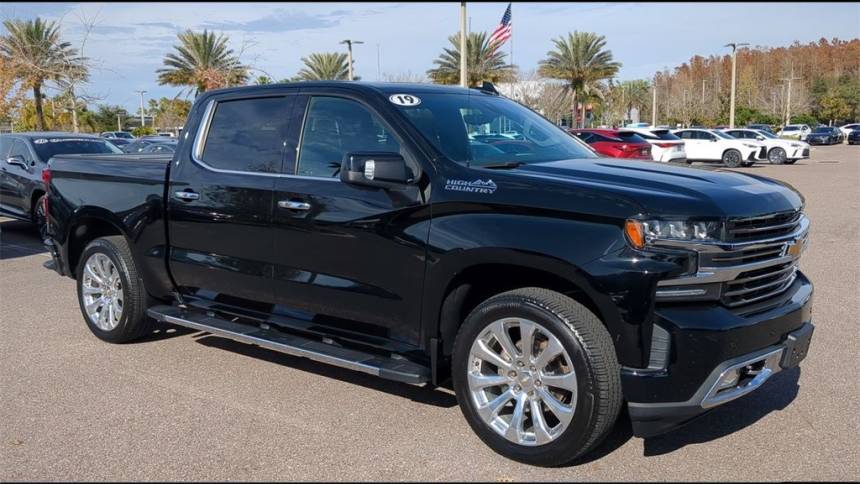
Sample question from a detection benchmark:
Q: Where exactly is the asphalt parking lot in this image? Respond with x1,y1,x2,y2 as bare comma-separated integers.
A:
1,145,858,481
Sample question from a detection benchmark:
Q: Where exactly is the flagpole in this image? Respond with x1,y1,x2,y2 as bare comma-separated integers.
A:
509,4,513,71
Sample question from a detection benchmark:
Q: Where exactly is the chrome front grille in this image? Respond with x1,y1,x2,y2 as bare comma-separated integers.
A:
702,244,786,267
726,210,803,242
721,261,799,307
656,212,808,310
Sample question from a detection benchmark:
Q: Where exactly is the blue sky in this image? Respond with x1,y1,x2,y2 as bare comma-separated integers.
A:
2,2,859,112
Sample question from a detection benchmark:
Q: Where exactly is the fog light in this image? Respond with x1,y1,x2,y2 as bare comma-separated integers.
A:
717,369,740,389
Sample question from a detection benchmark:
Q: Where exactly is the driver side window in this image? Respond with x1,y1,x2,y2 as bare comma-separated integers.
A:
296,96,401,178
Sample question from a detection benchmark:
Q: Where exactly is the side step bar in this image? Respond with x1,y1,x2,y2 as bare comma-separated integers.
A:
146,305,430,385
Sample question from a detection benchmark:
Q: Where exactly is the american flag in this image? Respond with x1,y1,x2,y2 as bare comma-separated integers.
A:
488,3,512,54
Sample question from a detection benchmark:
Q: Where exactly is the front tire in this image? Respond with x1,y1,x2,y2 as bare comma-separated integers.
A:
76,236,153,343
722,149,743,168
452,288,621,466
768,147,787,164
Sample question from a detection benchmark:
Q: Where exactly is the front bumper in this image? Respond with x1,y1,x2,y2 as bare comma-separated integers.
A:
624,272,813,437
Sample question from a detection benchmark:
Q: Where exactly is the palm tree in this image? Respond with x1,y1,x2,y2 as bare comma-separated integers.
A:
157,30,248,96
538,31,620,128
295,52,351,81
427,31,515,86
0,18,86,130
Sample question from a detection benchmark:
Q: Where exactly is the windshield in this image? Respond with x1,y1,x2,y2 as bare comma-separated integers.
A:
783,126,798,132
393,93,596,166
755,130,778,139
32,137,122,160
812,127,830,133
115,132,134,139
712,130,735,140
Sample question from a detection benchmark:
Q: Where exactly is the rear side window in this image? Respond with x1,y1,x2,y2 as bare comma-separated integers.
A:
201,97,291,173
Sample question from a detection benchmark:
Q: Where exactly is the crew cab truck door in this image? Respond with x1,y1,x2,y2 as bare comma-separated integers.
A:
270,92,430,346
167,93,298,307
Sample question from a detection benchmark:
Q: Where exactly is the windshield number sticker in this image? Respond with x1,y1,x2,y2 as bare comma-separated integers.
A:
389,94,421,107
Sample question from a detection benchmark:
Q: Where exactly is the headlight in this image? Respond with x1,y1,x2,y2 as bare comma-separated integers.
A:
742,143,758,149
624,219,721,249
790,143,802,148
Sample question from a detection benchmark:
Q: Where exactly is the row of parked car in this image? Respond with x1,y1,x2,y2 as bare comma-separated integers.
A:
99,131,178,154
568,123,858,168
776,123,859,144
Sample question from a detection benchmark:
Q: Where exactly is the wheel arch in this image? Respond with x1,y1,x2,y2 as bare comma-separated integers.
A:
431,254,613,360
65,207,130,277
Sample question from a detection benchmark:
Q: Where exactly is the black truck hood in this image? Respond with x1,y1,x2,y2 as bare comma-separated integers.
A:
506,158,803,219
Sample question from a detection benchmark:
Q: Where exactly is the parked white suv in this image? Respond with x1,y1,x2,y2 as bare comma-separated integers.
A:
723,128,809,164
626,128,686,163
777,124,811,141
672,128,762,167
838,123,860,142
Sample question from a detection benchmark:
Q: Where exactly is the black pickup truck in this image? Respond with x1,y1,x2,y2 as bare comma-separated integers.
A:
43,82,814,466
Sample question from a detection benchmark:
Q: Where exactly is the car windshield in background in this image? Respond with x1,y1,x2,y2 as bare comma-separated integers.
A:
712,130,735,139
31,137,122,160
649,130,681,141
812,127,831,133
783,126,799,131
394,93,596,167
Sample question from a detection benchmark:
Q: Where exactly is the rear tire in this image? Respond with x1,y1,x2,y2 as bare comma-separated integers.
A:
452,288,621,467
722,149,743,168
76,236,153,343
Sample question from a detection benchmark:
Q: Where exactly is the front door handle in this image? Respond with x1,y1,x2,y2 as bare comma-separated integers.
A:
174,190,200,201
278,200,311,211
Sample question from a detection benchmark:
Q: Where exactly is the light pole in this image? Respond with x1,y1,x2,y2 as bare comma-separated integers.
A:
724,42,748,128
651,77,657,127
340,39,364,81
779,64,801,126
135,90,147,129
460,2,468,88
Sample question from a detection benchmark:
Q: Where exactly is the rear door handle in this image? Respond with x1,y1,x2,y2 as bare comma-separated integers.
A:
174,190,200,201
278,200,311,211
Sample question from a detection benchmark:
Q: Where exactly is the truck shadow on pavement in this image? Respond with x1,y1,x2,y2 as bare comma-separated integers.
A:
641,367,801,457
0,219,47,260
548,367,801,466
192,334,459,408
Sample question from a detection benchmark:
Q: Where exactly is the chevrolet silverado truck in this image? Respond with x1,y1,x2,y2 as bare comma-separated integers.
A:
43,82,814,466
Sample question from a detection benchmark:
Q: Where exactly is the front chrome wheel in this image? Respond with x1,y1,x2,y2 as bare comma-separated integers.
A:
467,318,577,446
81,253,124,331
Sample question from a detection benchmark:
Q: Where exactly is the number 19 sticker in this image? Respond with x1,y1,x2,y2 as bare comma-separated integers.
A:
389,94,421,106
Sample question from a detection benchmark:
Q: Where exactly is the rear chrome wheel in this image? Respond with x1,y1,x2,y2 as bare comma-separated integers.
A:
467,318,577,446
81,253,124,331
76,236,153,343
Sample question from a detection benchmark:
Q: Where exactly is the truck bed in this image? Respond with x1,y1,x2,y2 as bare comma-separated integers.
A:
47,151,173,296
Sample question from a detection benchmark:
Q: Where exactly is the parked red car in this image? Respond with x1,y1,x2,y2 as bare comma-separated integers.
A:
569,129,653,159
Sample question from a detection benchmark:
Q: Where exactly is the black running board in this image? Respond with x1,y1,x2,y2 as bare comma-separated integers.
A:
146,305,430,385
